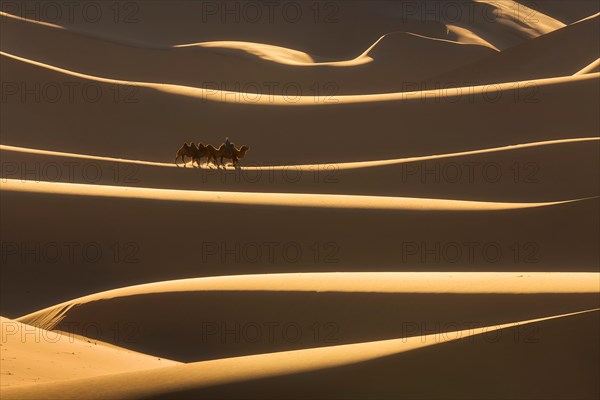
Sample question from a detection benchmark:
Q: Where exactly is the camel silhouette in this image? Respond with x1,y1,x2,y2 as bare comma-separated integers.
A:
175,142,206,168
205,143,250,169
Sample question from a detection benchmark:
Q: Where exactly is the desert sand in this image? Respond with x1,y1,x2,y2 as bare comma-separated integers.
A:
1,1,599,399
0,317,178,387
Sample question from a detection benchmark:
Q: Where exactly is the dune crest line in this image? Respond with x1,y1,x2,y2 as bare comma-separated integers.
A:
2,51,598,105
1,179,591,210
17,272,600,331
1,137,598,171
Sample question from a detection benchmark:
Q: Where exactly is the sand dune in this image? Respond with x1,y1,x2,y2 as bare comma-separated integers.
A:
2,179,598,316
2,51,598,163
3,310,598,399
430,13,600,86
0,317,177,387
0,179,589,211
18,272,600,304
0,1,564,55
444,24,499,50
0,4,449,57
434,0,564,50
2,137,598,201
7,50,598,106
14,273,599,361
0,13,496,95
2,137,597,170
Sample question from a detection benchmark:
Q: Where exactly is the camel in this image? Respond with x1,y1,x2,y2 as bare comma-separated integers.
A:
205,144,249,168
175,142,206,168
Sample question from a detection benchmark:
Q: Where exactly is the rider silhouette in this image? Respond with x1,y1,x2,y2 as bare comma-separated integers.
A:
225,137,233,151
224,137,238,165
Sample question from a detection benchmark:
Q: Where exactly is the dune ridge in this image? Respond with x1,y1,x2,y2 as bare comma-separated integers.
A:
0,11,498,95
3,47,598,164
575,58,600,75
0,0,567,54
17,272,600,332
1,179,589,211
2,137,597,171
3,50,598,105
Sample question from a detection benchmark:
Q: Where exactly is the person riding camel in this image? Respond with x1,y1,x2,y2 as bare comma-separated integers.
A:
224,137,238,165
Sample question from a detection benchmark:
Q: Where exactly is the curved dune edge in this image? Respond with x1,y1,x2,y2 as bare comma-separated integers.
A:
445,24,499,50
573,11,600,24
4,309,597,400
2,51,598,105
180,31,496,67
0,11,69,31
2,137,598,171
176,41,365,66
4,6,559,67
0,317,179,387
575,58,600,75
1,179,589,210
17,272,600,331
1,0,567,53
427,12,600,86
0,11,354,66
0,12,474,67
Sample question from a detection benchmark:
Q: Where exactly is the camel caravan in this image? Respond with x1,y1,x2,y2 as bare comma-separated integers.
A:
175,138,249,169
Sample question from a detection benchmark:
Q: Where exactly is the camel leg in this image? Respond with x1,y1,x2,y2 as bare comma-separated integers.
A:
175,156,180,167
182,155,187,168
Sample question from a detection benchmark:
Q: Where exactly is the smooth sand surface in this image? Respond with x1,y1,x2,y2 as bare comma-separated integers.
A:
515,0,600,23
13,273,598,362
2,138,598,202
0,12,498,95
0,179,584,211
430,13,600,86
0,317,178,387
2,183,598,316
2,50,598,164
3,310,598,399
4,50,599,106
0,1,566,53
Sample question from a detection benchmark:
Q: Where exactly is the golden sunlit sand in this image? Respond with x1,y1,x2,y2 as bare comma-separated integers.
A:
1,1,598,399
2,310,598,399
0,317,178,387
